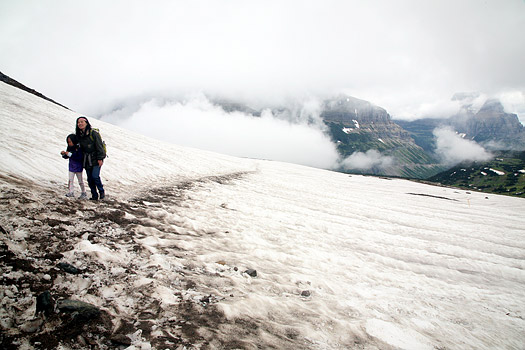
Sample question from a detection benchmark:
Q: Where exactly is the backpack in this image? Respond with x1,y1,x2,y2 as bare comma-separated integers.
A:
90,128,107,156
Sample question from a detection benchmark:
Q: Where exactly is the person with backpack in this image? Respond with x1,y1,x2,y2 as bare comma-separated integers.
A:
60,134,88,199
76,116,106,200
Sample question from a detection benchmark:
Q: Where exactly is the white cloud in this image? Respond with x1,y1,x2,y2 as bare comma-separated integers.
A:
433,127,493,165
498,91,525,119
340,150,394,171
112,95,340,169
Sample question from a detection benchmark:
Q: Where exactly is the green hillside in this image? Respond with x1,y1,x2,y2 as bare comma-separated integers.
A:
394,119,441,153
427,151,525,198
326,122,444,178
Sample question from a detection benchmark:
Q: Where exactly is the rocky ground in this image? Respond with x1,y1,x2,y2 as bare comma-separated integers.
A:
0,172,267,350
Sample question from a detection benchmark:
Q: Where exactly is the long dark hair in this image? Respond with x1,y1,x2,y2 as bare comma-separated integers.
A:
66,134,79,152
75,116,92,137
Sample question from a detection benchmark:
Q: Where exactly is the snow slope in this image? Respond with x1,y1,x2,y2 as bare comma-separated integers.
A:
1,81,525,349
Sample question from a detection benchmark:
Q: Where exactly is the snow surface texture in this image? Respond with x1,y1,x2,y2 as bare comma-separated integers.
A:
1,81,525,349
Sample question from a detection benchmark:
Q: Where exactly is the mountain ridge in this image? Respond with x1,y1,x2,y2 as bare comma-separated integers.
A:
397,98,525,154
0,71,69,110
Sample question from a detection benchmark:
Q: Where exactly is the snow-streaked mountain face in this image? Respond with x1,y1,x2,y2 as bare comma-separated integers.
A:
1,81,525,349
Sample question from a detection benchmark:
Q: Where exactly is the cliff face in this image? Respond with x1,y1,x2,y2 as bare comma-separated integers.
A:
320,95,443,178
451,99,525,149
320,95,413,141
321,95,390,124
399,97,525,157
465,100,525,145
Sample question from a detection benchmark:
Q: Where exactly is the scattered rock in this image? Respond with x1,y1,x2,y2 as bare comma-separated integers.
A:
76,335,87,346
57,299,101,321
20,318,43,333
57,262,81,274
200,295,212,304
301,290,311,297
44,252,64,261
244,269,257,277
35,291,54,316
111,333,132,346
0,318,14,329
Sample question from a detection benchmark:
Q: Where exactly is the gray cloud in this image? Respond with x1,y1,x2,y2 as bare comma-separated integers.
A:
0,0,524,123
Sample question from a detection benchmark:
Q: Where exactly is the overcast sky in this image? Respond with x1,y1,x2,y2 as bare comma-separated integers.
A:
1,0,524,121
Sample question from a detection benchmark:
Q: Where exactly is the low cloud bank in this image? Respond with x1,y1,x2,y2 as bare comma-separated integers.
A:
339,150,394,171
101,96,401,173
102,95,340,169
433,127,492,165
101,98,498,173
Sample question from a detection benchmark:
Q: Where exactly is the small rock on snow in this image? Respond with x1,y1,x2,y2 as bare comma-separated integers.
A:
57,299,101,321
244,269,257,277
35,290,53,316
20,318,43,333
57,262,81,274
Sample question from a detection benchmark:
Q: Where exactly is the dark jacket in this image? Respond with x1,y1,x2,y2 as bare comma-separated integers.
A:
65,144,84,172
78,129,106,168
62,134,83,172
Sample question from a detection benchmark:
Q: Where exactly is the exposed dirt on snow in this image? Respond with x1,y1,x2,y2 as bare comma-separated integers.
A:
0,171,289,350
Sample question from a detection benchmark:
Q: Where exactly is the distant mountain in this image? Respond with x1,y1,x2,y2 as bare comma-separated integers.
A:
213,98,262,117
319,95,444,178
456,99,525,149
397,98,525,153
218,93,524,182
427,150,525,198
214,95,447,179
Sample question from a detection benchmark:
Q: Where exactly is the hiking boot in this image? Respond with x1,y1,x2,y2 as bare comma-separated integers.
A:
65,192,75,197
89,197,98,201
99,192,105,200
79,193,87,200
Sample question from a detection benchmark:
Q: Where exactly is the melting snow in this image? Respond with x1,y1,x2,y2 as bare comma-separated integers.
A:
1,81,525,349
489,168,505,176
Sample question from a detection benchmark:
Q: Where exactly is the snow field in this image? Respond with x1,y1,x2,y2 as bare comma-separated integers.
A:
160,163,525,349
1,81,525,349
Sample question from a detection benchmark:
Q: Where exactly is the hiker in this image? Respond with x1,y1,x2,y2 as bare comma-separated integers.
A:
60,134,87,199
75,116,106,200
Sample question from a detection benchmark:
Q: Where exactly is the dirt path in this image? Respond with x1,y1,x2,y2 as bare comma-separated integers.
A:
0,171,272,350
